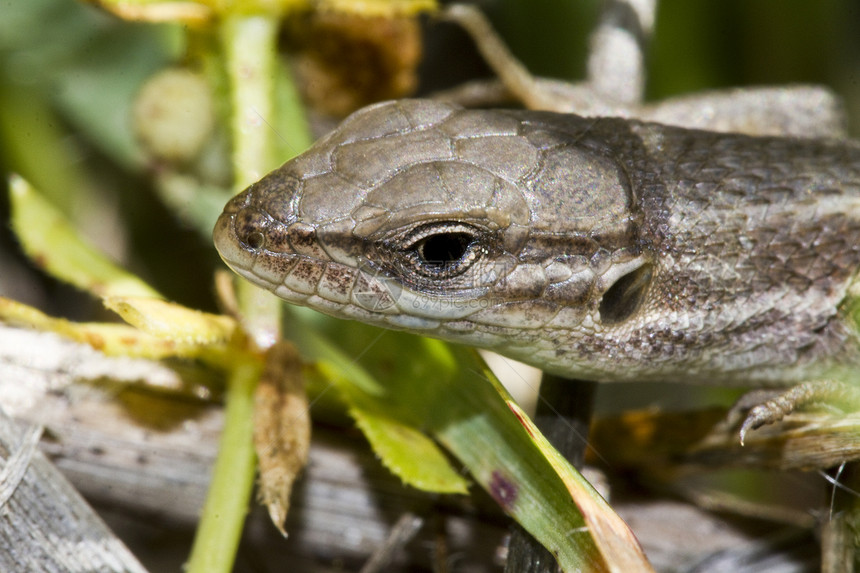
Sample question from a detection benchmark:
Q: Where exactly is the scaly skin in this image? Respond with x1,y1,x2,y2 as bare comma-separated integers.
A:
214,99,860,386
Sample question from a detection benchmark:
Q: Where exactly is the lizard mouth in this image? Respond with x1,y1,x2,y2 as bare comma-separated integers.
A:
213,200,482,332
213,188,312,294
213,207,317,304
212,209,258,282
213,204,408,317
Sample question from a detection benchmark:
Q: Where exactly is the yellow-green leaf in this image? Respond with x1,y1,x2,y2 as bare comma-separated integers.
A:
316,0,437,17
104,296,237,345
298,325,469,493
9,175,160,299
86,0,213,23
0,297,186,359
351,407,469,494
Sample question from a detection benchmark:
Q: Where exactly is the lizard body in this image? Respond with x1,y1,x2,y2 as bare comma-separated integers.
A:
214,99,860,386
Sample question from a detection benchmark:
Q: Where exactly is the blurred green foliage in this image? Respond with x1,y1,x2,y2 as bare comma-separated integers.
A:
1,1,859,569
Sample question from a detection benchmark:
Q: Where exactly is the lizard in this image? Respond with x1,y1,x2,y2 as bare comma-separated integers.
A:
213,3,860,445
210,4,860,570
213,98,860,398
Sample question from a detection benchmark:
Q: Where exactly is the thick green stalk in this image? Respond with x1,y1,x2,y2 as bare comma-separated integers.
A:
223,14,277,190
223,13,283,348
186,356,262,573
187,13,285,573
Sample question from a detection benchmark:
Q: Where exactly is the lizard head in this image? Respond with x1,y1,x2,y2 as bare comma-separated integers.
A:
214,99,653,377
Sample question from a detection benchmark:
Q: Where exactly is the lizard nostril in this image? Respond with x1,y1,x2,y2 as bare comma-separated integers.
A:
245,231,265,250
234,208,270,251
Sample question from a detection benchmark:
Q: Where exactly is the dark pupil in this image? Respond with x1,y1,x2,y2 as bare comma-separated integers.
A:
418,233,472,266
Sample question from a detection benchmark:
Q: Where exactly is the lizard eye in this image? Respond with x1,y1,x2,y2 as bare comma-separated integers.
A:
401,223,485,279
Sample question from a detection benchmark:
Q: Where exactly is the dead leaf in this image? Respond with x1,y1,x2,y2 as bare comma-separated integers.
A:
254,341,311,534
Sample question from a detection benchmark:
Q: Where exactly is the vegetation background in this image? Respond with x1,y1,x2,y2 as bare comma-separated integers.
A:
0,0,859,570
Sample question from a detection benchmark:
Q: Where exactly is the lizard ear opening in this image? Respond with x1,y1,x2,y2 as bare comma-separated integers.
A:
599,262,653,325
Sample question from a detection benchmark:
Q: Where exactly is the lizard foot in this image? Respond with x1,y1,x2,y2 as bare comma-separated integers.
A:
739,380,860,446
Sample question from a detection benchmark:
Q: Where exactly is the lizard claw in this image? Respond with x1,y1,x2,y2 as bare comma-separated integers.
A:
739,401,789,446
738,380,860,446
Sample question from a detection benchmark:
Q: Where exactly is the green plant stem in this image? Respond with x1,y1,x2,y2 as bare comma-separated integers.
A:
186,356,262,573
223,13,283,348
223,14,277,190
187,13,286,573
